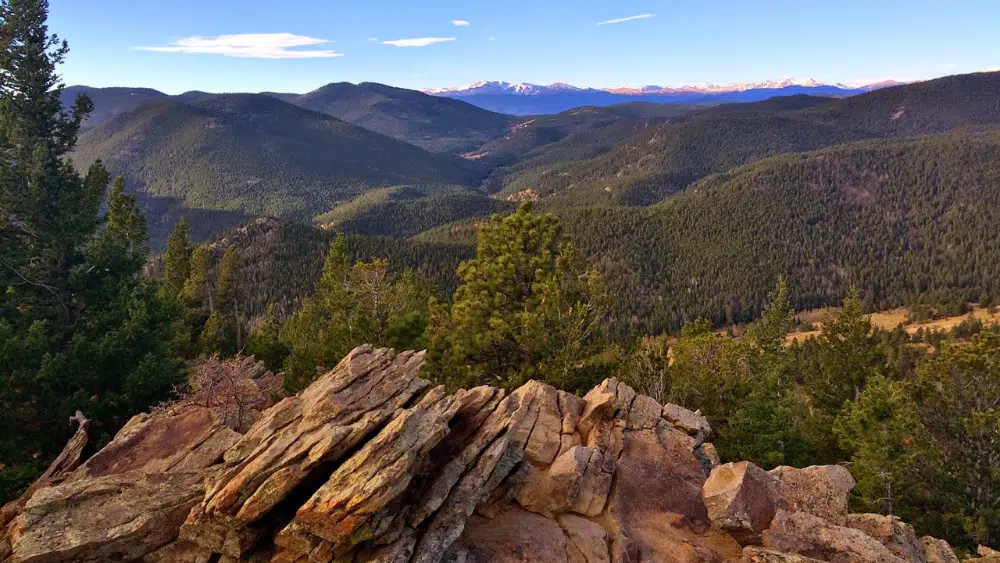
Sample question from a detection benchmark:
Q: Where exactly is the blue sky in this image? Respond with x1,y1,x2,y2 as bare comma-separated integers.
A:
50,0,1000,94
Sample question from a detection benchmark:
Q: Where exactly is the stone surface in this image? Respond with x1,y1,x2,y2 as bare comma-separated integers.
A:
742,546,825,562
559,514,610,563
696,442,722,475
515,446,612,518
768,465,856,525
763,510,907,563
141,540,214,563
459,506,568,563
846,513,925,562
409,381,544,563
703,461,776,544
0,413,92,529
603,419,741,563
920,536,959,563
182,346,431,558
1,347,948,563
75,406,239,478
663,403,712,438
5,471,209,563
276,386,463,560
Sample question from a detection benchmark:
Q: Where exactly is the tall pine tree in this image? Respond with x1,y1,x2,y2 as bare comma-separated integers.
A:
0,0,181,502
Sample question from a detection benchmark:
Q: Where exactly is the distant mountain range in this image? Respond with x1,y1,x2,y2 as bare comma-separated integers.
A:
424,79,907,114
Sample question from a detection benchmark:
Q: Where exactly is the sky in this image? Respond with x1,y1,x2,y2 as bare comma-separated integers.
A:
50,0,1000,95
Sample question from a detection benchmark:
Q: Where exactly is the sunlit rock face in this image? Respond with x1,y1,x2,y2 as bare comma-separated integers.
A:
0,346,959,563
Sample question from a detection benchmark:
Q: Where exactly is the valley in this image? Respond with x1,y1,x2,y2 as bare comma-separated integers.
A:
67,71,1000,332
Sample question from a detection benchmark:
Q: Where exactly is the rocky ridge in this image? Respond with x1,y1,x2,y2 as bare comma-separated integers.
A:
0,346,967,562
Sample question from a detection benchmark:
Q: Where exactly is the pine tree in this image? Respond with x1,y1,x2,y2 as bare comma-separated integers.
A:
0,1,181,502
182,245,211,309
247,304,289,371
213,245,242,355
746,278,795,354
427,203,613,390
161,217,191,300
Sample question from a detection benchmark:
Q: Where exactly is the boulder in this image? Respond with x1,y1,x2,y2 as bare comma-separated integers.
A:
5,471,209,563
703,461,776,544
742,546,825,562
276,386,464,559
408,381,546,563
763,510,907,563
141,540,215,563
919,537,959,563
663,403,712,439
0,348,946,563
968,545,1000,562
846,513,925,562
559,514,610,563
768,465,855,525
696,442,722,475
515,446,612,518
603,418,741,562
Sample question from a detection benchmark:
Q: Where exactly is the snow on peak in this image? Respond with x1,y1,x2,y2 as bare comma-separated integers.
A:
423,77,901,97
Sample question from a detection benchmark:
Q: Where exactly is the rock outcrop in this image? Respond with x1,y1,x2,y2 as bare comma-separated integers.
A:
0,346,961,563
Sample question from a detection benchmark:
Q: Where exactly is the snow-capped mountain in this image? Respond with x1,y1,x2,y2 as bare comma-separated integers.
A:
424,81,594,96
423,78,907,115
426,78,896,97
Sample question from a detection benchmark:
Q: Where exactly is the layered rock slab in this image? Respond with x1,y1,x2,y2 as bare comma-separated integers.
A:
181,346,432,558
5,471,209,563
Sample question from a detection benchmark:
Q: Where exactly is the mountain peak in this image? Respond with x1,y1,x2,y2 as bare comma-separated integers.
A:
424,77,904,98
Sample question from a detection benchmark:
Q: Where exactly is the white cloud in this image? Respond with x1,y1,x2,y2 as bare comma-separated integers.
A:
367,37,378,42
489,36,496,41
597,13,655,25
450,19,470,26
987,66,1000,72
382,37,456,47
134,33,342,59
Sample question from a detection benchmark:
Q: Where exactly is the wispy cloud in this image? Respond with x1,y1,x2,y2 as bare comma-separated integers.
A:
382,37,456,47
367,37,378,42
450,19,470,26
134,33,342,59
597,13,655,25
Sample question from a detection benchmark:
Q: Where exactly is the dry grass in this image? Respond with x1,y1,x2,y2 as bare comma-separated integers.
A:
785,305,1000,344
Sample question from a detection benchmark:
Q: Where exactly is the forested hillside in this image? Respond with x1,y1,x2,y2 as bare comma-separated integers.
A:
271,82,515,154
496,73,1000,206
192,218,472,319
315,188,514,238
60,85,169,127
72,94,481,224
557,129,1000,331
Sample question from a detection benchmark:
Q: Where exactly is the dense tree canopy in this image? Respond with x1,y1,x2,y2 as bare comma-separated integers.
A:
0,0,181,502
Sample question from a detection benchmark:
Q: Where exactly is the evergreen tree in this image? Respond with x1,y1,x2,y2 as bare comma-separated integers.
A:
214,245,242,354
746,278,795,354
0,0,181,502
247,304,289,372
161,217,191,300
278,233,428,393
427,202,613,390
